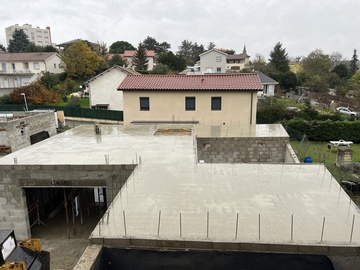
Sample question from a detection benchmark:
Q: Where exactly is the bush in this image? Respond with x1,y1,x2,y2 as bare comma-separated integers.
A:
66,96,81,107
282,119,360,143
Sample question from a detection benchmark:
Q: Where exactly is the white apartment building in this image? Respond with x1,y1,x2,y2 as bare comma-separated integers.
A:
5,24,52,47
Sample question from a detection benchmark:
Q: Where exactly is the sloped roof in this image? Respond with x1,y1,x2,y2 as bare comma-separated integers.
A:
0,52,59,62
258,72,278,85
118,74,263,91
120,50,155,57
199,48,228,57
226,52,249,60
86,65,140,83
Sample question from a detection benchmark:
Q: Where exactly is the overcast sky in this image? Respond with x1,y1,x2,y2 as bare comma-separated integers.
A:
1,0,359,60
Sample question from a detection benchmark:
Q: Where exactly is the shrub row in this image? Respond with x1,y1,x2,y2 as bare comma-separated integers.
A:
281,119,360,143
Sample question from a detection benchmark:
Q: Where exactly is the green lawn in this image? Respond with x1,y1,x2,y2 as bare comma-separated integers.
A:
290,140,360,203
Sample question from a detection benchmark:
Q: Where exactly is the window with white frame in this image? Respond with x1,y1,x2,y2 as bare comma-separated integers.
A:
33,62,40,70
216,56,222,62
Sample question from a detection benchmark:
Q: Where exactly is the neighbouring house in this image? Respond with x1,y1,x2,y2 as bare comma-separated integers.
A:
56,39,100,52
199,49,228,74
118,73,263,125
226,46,250,72
0,52,63,96
257,72,279,97
86,65,140,110
5,23,53,47
119,50,155,71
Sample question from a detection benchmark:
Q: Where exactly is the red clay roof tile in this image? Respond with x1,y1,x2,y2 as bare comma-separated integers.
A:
118,74,263,91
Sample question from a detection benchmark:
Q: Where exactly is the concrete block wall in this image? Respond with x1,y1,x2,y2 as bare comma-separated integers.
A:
0,111,57,152
0,164,136,240
197,137,290,163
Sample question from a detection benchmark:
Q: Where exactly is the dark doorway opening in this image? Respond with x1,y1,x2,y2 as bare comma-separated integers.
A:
25,187,107,239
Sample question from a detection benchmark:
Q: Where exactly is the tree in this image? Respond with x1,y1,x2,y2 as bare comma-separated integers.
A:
0,44,6,52
280,71,298,90
349,49,359,77
253,53,266,71
142,36,171,54
330,52,344,69
133,43,148,70
177,40,205,65
302,49,331,76
157,51,186,73
217,48,235,55
107,54,126,68
24,43,58,52
10,83,60,105
109,41,135,54
97,41,108,56
332,64,349,79
61,40,106,79
151,63,170,74
268,42,289,73
207,42,216,50
7,29,30,53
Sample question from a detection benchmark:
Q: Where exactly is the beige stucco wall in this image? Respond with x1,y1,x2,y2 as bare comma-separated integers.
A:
123,91,258,125
89,69,127,111
44,55,63,73
200,51,227,74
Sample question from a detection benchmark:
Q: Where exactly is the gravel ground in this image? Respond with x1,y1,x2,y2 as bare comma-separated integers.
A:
31,210,99,270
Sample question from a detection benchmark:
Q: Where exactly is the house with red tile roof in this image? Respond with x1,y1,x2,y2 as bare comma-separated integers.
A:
118,50,155,71
85,65,140,110
117,73,263,125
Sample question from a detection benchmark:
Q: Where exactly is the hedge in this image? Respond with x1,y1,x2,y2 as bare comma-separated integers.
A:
281,119,360,143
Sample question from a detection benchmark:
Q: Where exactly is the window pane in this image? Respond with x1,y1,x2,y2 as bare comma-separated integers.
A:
185,97,195,111
140,97,150,111
211,97,221,110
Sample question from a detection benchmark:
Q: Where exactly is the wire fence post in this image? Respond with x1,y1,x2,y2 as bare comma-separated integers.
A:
291,214,294,241
157,210,162,237
207,211,209,238
180,212,182,238
123,211,127,236
320,217,326,242
350,214,355,242
235,213,239,240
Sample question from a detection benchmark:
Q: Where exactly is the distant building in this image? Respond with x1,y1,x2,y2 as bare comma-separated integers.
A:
86,65,140,111
5,24,52,47
199,49,228,74
0,52,63,96
118,73,263,125
119,50,155,71
226,46,250,71
257,72,279,97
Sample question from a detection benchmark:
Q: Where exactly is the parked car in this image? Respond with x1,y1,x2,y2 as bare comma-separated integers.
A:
336,107,358,117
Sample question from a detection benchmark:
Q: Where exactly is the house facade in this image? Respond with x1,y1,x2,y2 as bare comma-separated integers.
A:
226,46,250,71
5,24,53,47
199,49,228,74
257,72,279,97
86,65,140,110
118,74,263,125
119,50,155,71
0,52,63,96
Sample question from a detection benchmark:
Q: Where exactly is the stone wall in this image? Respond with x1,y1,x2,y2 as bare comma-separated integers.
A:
0,111,57,153
197,137,290,163
0,164,136,240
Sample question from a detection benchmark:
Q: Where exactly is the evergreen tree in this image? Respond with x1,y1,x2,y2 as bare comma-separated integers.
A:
7,29,30,53
268,42,289,73
349,49,359,77
0,43,6,52
133,43,148,70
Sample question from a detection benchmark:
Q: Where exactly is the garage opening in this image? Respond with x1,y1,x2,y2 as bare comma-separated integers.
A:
25,187,107,239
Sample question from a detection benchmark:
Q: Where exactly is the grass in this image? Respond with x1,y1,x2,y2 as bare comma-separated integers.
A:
290,140,360,204
48,97,89,108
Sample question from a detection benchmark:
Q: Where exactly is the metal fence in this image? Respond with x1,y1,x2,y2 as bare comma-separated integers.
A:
0,104,123,121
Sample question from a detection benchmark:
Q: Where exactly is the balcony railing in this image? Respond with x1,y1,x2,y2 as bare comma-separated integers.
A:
0,70,33,74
